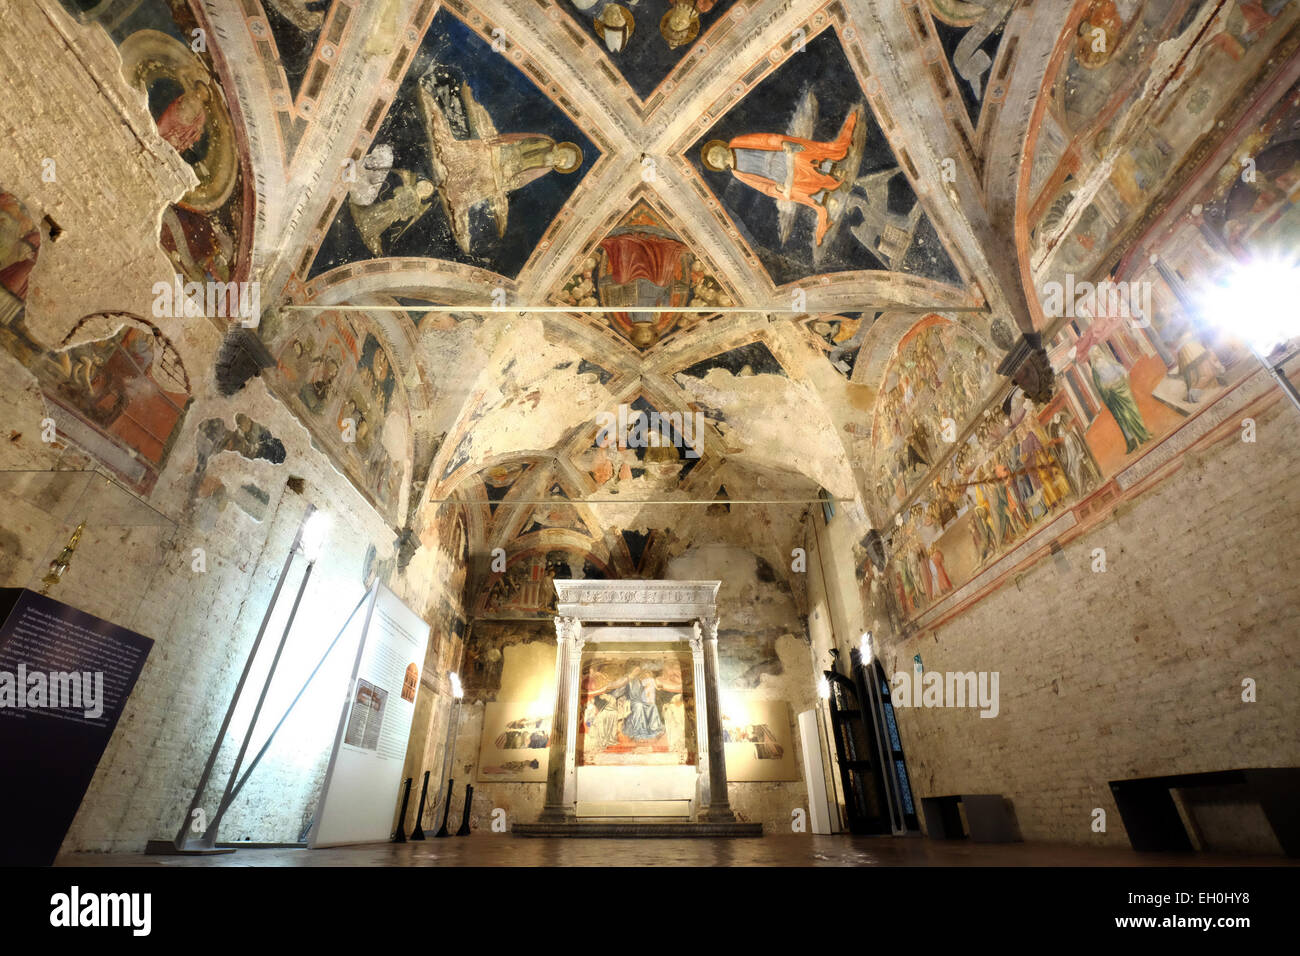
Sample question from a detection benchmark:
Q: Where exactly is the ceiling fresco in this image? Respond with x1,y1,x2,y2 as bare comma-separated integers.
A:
309,6,599,281
28,0,1299,622
686,26,963,288
558,0,740,102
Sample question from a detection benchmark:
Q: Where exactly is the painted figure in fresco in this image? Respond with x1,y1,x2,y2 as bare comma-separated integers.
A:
664,694,686,754
593,4,634,54
0,191,40,310
1049,412,1101,495
927,545,953,596
1087,345,1152,453
160,205,235,283
1074,0,1124,69
348,170,437,258
156,84,212,154
1173,338,1228,403
969,500,998,563
941,0,1016,99
596,665,665,741
418,72,583,254
660,2,700,49
700,107,861,245
585,693,624,750
299,346,341,415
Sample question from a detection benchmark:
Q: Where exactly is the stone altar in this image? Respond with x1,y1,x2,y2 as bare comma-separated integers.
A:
514,580,762,837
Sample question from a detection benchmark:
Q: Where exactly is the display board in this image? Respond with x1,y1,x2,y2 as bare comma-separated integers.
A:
0,588,153,865
308,582,430,847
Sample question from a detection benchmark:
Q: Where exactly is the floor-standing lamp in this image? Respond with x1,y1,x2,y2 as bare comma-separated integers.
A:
432,671,464,837
158,503,330,853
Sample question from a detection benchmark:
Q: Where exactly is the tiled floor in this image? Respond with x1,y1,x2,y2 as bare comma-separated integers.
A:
56,835,1298,867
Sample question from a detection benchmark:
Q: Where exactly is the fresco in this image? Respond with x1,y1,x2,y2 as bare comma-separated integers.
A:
578,645,696,767
557,201,732,349
518,488,593,538
1037,77,1300,481
477,549,606,618
870,61,1299,623
688,27,960,287
875,397,1094,619
1193,77,1300,257
1029,0,1296,281
261,0,333,100
1,191,194,493
0,190,39,322
273,312,409,521
800,313,874,379
677,340,786,381
559,0,738,101
722,698,797,782
577,395,702,492
309,8,597,281
477,703,550,781
59,0,251,286
717,626,784,689
480,461,532,522
925,0,1013,125
870,316,996,513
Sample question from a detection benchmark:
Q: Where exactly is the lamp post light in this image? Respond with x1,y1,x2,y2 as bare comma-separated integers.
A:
432,671,464,838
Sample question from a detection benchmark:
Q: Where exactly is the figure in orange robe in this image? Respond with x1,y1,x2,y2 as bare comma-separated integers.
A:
702,109,858,245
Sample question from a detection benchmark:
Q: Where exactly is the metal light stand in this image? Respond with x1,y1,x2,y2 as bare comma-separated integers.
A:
431,690,463,837
149,504,346,854
1249,343,1300,414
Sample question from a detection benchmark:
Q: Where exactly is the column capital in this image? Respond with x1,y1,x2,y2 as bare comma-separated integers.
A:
696,614,719,642
554,615,582,644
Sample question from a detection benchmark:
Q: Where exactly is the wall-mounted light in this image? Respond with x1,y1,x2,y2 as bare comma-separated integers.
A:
817,676,831,700
860,631,873,665
449,671,463,699
1200,254,1300,413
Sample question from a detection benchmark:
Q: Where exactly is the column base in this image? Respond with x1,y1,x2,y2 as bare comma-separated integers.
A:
537,806,577,823
698,805,737,823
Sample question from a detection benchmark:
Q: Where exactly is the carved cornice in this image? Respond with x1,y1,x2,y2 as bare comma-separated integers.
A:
554,579,720,622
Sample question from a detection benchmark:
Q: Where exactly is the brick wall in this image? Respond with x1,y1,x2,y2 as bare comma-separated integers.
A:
865,385,1300,846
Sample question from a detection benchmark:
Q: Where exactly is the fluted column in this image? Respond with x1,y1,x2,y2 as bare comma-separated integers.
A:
689,628,710,813
696,614,735,822
539,615,581,821
562,625,586,810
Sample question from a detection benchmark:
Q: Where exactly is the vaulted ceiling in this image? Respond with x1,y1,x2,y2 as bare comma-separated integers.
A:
57,0,1300,611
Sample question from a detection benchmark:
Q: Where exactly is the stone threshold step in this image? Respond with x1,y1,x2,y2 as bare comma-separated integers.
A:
514,822,763,838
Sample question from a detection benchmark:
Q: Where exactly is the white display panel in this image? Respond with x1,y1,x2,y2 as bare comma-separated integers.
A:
308,583,430,847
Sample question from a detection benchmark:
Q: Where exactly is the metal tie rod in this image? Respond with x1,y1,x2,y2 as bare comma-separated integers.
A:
280,304,990,315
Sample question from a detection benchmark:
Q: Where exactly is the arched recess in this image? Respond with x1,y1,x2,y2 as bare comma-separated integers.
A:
257,304,422,526
60,1,261,287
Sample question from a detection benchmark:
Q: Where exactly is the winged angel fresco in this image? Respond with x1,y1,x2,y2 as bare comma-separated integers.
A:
348,65,583,257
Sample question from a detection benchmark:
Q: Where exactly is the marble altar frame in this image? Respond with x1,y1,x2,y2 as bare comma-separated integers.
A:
538,580,735,823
